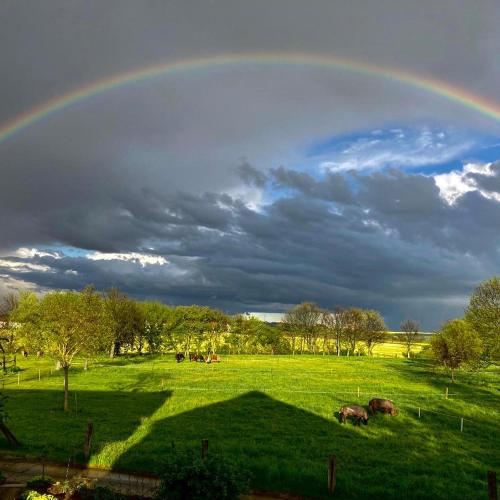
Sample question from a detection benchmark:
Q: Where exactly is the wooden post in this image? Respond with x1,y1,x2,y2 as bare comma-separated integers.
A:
488,471,497,500
39,369,41,381
328,455,337,494
445,387,448,399
357,387,360,398
201,439,208,459
83,421,94,459
418,407,421,418
460,417,464,432
17,373,20,386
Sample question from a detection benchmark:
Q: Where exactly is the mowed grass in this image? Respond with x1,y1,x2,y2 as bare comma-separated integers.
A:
1,354,499,499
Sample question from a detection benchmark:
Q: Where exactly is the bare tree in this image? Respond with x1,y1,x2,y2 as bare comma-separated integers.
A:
401,319,420,358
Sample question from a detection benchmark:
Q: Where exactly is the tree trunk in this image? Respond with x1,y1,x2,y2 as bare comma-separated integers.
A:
0,421,20,447
109,341,115,358
63,365,69,411
451,368,455,383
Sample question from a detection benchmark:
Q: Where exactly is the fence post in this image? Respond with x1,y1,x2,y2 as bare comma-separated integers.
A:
460,418,464,432
328,455,337,494
488,471,497,500
357,387,360,398
39,369,41,381
17,373,20,386
418,407,421,418
83,421,94,459
201,439,209,459
445,387,448,399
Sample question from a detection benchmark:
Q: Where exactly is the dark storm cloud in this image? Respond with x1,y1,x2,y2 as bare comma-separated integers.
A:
2,163,500,328
0,1,499,328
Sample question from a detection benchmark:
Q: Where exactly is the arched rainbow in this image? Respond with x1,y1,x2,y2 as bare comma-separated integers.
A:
1,52,499,145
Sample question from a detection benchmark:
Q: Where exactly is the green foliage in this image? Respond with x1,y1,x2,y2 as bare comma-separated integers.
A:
155,454,250,500
76,485,128,499
431,319,483,381
21,492,57,500
465,276,500,360
26,475,54,492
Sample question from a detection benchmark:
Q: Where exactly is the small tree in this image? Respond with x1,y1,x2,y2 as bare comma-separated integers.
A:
401,319,420,359
14,287,111,411
363,310,388,355
465,276,500,360
282,302,322,354
343,308,365,354
430,319,483,382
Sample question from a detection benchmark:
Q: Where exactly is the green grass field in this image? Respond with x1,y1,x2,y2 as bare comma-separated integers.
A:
1,353,499,499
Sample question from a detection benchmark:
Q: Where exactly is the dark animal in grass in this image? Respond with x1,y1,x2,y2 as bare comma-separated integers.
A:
369,398,397,416
197,354,205,362
189,353,197,362
338,405,369,425
175,353,185,363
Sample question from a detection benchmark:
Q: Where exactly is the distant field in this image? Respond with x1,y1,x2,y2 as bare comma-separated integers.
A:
1,353,499,499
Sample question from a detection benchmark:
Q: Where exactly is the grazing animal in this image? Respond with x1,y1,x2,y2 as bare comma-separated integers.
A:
175,352,185,363
189,353,197,362
338,405,369,425
197,354,205,362
368,398,397,416
21,349,29,358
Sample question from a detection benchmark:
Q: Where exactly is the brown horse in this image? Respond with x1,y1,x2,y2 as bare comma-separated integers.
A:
369,398,397,416
175,353,185,363
338,405,369,425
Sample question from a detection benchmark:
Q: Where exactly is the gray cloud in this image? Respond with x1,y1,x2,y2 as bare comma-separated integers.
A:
0,1,499,329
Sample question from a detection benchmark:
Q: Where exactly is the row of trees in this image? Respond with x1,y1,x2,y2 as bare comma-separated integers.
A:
1,276,498,406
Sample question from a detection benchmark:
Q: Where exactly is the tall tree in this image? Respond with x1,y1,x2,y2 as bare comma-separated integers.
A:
362,310,388,355
104,288,142,357
465,276,500,360
343,308,365,354
282,302,322,354
430,319,483,382
401,319,420,359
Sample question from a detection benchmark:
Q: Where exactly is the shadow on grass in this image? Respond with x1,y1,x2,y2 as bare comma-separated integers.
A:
1,388,171,467
113,390,498,499
2,383,498,499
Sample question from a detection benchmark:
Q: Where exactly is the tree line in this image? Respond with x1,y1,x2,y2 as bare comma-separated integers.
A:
0,276,498,409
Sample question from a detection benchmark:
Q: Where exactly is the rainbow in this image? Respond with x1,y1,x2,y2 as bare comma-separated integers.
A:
1,52,499,145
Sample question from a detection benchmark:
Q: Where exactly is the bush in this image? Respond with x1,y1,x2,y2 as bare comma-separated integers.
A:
21,491,57,500
77,485,128,499
26,475,54,493
155,453,250,500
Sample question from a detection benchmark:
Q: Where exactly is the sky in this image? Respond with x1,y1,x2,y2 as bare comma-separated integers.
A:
0,0,499,329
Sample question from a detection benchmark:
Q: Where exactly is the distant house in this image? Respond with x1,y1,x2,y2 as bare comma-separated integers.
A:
242,312,285,324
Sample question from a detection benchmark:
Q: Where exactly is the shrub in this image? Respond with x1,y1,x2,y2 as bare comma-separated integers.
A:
26,475,54,493
155,453,250,500
21,491,57,500
77,485,128,499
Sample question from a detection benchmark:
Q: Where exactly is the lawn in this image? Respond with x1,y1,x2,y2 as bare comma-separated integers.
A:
1,353,499,499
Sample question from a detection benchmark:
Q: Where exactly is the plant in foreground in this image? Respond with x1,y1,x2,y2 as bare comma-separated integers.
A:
155,453,250,500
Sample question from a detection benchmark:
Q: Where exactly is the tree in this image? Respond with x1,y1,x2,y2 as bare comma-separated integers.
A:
362,310,388,355
430,319,483,382
401,319,420,359
342,308,365,354
14,287,111,411
465,277,500,360
104,288,142,357
0,292,20,371
140,302,172,353
282,302,322,354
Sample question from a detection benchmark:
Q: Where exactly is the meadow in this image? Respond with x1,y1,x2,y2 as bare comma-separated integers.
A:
1,351,499,499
